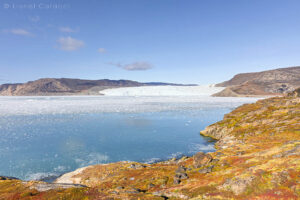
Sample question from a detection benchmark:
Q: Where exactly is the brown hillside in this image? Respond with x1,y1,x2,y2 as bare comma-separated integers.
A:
214,66,300,96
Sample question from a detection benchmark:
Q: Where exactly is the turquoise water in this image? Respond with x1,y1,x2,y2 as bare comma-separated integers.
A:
0,96,259,181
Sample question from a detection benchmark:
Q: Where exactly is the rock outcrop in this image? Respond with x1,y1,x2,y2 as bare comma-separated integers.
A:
288,87,300,97
193,152,212,168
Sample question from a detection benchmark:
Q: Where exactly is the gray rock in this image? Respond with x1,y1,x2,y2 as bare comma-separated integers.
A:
175,172,188,180
174,178,181,184
128,163,146,169
198,165,214,174
125,190,140,194
219,176,255,195
29,183,86,192
148,183,155,189
110,191,119,194
116,186,124,190
175,165,187,173
193,152,213,168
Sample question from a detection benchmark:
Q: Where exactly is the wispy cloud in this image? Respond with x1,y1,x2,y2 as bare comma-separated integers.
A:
108,61,153,71
57,36,85,51
59,27,77,33
29,16,40,22
3,29,33,36
98,48,106,53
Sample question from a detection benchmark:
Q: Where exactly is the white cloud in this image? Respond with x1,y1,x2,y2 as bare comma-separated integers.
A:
59,27,77,33
98,48,106,53
124,62,153,71
57,36,85,51
108,61,153,71
3,29,33,36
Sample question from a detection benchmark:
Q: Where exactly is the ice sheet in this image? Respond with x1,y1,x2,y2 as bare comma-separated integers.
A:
100,85,225,96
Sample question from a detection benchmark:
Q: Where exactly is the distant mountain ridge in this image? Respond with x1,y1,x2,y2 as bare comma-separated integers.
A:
0,78,196,96
213,66,300,97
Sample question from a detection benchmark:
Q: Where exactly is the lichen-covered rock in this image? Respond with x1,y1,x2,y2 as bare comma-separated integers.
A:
198,165,214,174
128,163,146,169
193,152,212,168
28,182,86,192
219,176,255,195
174,172,188,180
175,165,187,173
148,183,155,189
271,171,290,185
173,165,189,185
288,87,300,97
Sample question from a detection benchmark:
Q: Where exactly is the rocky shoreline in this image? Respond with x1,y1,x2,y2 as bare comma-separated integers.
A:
0,95,299,199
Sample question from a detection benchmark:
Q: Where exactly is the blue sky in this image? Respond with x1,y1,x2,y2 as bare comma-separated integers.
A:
1,0,300,84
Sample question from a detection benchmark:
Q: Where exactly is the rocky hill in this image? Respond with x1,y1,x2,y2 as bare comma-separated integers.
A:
0,93,299,199
213,66,300,97
0,78,189,96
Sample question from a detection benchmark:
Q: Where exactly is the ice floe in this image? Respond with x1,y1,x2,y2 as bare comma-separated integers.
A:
0,95,261,116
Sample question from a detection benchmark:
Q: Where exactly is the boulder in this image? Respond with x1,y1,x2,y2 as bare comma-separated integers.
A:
219,176,255,195
124,188,142,194
175,165,187,173
29,182,86,192
148,183,155,189
198,165,214,174
128,163,146,169
115,186,124,190
193,152,213,168
173,178,181,184
174,173,188,180
288,88,300,97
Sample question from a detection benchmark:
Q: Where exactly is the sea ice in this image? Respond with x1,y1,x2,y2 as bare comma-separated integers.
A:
0,95,261,116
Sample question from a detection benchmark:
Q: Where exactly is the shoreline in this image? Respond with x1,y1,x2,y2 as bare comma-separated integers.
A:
0,95,299,199
32,137,217,184
53,96,300,198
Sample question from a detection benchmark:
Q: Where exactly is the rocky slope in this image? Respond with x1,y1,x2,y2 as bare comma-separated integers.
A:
213,66,300,97
0,95,299,199
0,78,190,96
289,87,300,97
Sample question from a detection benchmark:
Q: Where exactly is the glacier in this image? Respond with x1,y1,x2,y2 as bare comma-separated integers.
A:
100,85,225,96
